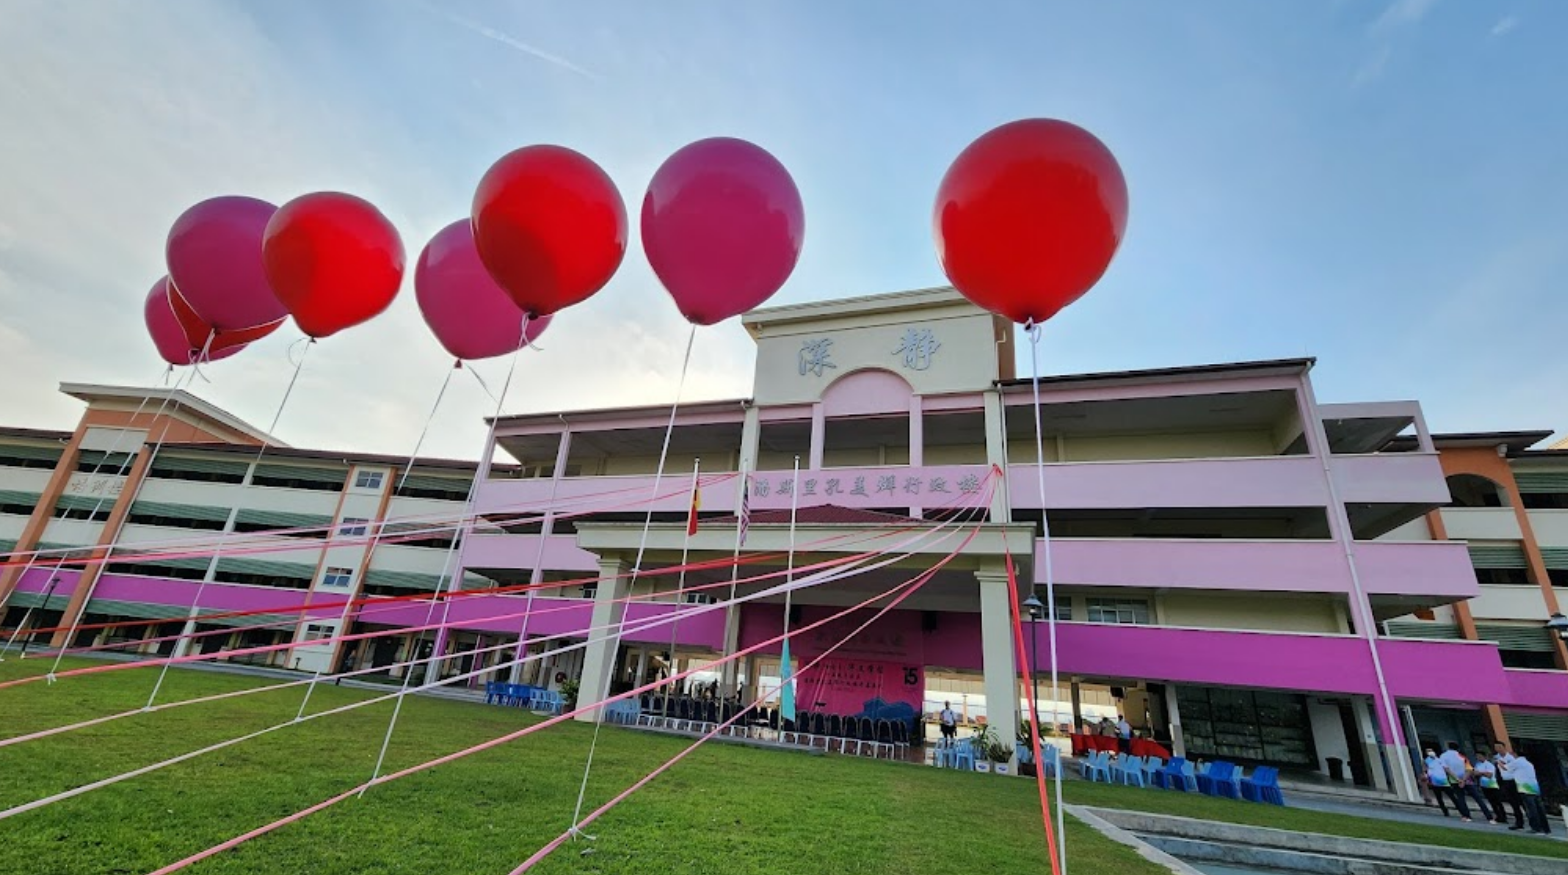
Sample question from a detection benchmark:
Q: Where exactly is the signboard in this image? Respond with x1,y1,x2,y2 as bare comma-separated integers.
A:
745,465,988,511
64,474,126,499
796,656,925,722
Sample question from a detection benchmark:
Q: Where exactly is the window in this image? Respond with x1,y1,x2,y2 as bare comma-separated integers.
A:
1474,568,1532,585
354,470,385,490
1521,493,1568,510
301,623,334,641
338,518,370,537
322,567,354,588
684,592,717,604
581,583,598,600
1086,598,1151,625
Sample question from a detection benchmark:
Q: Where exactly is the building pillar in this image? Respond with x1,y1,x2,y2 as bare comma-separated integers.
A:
633,646,649,689
982,391,1010,523
1164,684,1186,758
1070,681,1083,733
1296,374,1420,802
976,567,1019,765
172,608,200,659
0,431,85,608
575,554,629,723
808,403,825,471
1350,697,1391,792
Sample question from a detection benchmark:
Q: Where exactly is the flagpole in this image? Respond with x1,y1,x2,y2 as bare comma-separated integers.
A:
665,458,701,715
779,455,801,730
723,464,748,698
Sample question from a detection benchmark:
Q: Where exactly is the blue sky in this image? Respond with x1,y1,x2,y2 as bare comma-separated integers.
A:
0,0,1563,458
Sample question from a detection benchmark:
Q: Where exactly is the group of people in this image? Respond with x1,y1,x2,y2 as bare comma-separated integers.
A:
1091,714,1134,753
1421,741,1552,835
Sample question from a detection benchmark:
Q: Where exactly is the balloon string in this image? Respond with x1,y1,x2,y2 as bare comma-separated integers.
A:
571,321,698,836
1027,320,1067,875
467,366,499,404
143,337,311,709
362,318,527,793
394,365,458,495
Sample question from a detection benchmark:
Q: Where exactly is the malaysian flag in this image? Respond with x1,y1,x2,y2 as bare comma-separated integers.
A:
737,476,751,546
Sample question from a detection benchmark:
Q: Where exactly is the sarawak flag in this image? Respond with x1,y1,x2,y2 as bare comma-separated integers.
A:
686,482,701,536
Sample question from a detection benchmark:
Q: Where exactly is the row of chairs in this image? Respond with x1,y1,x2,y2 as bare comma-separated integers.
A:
1078,752,1285,805
483,682,563,715
633,697,910,759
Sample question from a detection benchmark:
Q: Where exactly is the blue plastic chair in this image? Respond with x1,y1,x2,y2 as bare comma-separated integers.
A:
484,681,505,705
952,739,978,771
1154,758,1185,793
1196,761,1234,796
1140,756,1164,787
1241,766,1285,805
1085,750,1113,783
1040,743,1061,778
1115,755,1148,787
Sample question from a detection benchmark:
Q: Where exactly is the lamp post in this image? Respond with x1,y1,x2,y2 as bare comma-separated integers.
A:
1022,593,1044,732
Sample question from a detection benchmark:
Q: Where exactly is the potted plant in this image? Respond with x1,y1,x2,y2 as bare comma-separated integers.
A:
559,679,580,713
989,740,1015,776
1016,726,1037,777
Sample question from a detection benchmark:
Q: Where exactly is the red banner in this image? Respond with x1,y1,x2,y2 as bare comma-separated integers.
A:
796,656,924,720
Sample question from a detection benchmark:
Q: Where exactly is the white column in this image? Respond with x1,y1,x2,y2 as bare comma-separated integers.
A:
1350,697,1391,791
982,391,1010,523
633,646,649,689
575,555,629,723
976,568,1019,765
808,403,825,471
1164,684,1186,758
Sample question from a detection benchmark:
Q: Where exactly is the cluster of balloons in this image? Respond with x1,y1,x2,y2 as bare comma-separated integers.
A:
145,136,808,370
146,117,1124,373
148,193,405,366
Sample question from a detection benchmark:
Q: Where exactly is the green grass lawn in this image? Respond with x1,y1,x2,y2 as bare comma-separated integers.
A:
0,659,1151,875
2,660,1562,874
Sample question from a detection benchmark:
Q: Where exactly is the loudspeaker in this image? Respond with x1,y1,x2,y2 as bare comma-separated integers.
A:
922,611,939,633
1110,686,1125,700
789,605,802,626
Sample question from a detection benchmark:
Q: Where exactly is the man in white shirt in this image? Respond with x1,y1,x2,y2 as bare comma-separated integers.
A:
939,701,959,743
1116,715,1132,754
1439,742,1493,822
1511,754,1552,835
1492,742,1527,830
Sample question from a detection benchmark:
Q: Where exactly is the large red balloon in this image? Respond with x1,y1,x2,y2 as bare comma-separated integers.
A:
262,192,405,339
642,137,805,325
167,279,283,356
471,145,626,318
934,119,1128,325
165,196,286,332
415,220,553,361
144,278,245,366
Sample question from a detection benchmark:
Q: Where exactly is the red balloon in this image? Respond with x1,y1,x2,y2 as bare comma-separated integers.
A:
167,279,283,355
934,119,1128,325
144,278,245,366
472,145,626,318
262,192,405,339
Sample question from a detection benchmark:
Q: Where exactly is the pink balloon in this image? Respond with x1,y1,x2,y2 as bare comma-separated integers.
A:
144,278,243,366
642,137,804,325
166,195,287,331
415,220,552,360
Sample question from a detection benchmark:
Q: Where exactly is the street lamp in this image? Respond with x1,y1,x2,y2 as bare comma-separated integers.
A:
1022,594,1044,732
1547,613,1568,641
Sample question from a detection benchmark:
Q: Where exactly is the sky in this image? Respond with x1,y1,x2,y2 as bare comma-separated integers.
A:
0,0,1564,461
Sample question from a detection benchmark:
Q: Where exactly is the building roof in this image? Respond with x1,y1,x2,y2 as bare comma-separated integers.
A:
155,441,508,474
490,398,750,427
0,426,73,443
60,383,285,447
996,357,1314,391
741,286,972,336
1386,431,1555,455
705,505,922,526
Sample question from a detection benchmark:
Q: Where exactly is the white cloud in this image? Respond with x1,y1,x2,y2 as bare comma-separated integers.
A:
1491,15,1519,37
412,1,599,81
0,1,761,463
1369,0,1438,34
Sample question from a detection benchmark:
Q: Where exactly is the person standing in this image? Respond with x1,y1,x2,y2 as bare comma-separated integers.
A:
1116,714,1132,755
1423,750,1452,817
1493,742,1528,830
939,701,959,745
1439,742,1491,822
1471,750,1504,823
1512,753,1552,836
